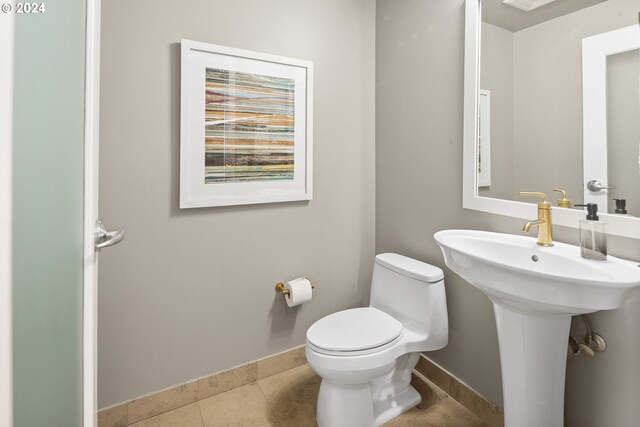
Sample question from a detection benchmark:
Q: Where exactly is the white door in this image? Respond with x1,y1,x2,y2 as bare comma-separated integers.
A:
3,1,117,426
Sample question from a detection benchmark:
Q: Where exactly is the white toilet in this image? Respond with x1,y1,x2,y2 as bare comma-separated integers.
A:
305,253,448,427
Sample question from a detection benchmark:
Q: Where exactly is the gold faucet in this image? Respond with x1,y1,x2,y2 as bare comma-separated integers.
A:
552,188,572,208
519,192,553,247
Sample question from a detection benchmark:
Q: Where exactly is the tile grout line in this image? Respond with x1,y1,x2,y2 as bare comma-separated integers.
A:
126,398,197,426
196,399,206,427
255,379,282,426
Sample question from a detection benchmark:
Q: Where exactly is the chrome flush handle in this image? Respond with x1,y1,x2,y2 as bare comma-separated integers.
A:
94,219,125,251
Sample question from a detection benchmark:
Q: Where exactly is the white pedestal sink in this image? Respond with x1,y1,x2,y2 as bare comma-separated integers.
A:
434,229,640,427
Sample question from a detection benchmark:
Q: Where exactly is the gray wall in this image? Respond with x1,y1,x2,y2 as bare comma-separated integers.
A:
99,0,640,423
377,0,504,407
479,22,514,200
98,0,375,408
376,1,640,426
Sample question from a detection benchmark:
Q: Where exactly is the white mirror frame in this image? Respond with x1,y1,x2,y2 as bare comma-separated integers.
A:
462,0,640,239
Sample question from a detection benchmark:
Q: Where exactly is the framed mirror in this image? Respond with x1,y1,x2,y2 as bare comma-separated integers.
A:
463,0,640,238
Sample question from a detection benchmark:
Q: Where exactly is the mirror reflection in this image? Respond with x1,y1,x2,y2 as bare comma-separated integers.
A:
478,0,640,216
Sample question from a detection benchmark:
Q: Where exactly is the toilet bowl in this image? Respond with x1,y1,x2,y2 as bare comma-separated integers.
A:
306,253,449,427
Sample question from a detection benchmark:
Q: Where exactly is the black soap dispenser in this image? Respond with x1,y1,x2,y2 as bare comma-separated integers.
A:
613,198,628,215
575,203,607,261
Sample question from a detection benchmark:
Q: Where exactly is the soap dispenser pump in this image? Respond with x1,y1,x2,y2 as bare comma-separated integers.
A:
575,203,607,260
613,198,628,215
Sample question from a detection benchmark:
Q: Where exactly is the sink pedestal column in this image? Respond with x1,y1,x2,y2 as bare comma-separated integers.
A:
492,302,571,427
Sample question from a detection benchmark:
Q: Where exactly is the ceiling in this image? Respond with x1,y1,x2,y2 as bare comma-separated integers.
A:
482,0,609,32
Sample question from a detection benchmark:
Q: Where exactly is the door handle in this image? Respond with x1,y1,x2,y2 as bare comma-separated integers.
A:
94,219,125,251
586,180,615,193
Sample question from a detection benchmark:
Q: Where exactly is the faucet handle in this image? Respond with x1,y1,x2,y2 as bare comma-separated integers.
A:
552,188,572,208
578,342,595,357
519,192,551,207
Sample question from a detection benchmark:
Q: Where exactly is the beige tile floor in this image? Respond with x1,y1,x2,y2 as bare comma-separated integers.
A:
127,364,490,427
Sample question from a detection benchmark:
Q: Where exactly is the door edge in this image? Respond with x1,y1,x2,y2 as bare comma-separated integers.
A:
0,10,15,427
83,0,101,425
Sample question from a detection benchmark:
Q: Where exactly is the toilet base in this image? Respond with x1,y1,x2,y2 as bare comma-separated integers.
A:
373,385,421,426
314,353,422,427
316,381,421,427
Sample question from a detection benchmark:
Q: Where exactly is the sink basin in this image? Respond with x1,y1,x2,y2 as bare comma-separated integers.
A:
434,229,640,427
434,229,640,315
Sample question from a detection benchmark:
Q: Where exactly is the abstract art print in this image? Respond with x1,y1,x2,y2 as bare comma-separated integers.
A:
180,40,313,208
204,69,295,184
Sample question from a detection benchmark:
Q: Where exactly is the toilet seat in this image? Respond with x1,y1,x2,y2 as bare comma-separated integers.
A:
306,307,403,356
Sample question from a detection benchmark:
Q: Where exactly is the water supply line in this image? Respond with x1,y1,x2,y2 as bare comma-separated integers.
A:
567,315,606,359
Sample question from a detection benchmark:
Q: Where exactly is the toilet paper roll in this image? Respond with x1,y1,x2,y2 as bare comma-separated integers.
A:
284,277,313,307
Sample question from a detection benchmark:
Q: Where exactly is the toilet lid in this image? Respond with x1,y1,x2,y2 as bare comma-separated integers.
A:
306,307,403,352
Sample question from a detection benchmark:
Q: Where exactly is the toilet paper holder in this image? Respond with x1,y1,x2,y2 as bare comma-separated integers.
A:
275,279,315,297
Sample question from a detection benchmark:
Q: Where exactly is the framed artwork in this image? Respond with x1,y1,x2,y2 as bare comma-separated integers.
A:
180,39,313,208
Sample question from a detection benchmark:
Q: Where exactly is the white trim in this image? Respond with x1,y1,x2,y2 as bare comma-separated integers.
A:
478,89,491,187
463,0,640,239
83,0,101,426
0,10,14,427
582,25,640,212
463,0,481,212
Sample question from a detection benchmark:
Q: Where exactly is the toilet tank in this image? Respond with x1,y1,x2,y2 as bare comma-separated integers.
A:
369,253,448,337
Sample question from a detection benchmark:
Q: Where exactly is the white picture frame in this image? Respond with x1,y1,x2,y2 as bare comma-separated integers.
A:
180,39,313,208
478,89,491,187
